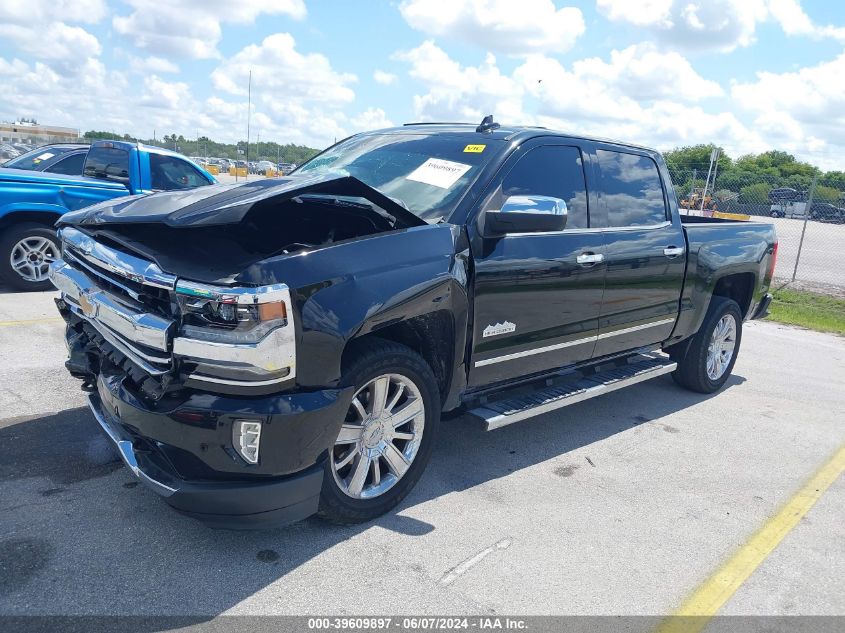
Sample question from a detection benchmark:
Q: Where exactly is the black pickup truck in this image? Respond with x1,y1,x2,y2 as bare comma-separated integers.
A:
49,120,777,528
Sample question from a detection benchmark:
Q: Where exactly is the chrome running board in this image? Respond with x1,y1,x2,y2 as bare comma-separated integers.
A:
468,354,677,431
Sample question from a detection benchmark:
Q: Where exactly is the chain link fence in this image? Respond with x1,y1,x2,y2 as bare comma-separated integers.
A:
667,166,845,296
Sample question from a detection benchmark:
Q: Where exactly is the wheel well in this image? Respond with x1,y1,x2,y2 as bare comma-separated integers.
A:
0,211,61,234
344,311,455,399
712,273,755,318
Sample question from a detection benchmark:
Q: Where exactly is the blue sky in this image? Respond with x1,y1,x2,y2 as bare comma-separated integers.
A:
1,1,844,168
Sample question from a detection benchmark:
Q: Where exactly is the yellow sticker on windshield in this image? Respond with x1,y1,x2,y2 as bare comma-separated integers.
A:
463,144,486,153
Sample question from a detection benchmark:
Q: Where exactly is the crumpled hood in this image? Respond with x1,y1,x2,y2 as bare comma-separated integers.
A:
59,172,425,228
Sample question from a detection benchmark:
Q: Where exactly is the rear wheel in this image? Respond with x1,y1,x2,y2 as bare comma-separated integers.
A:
318,339,440,524
670,296,742,394
0,223,60,291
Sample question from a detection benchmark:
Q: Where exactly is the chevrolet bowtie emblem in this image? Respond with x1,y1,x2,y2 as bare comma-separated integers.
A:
78,292,98,319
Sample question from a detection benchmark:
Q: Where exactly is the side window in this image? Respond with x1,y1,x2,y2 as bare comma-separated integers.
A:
500,145,588,229
597,149,667,227
83,146,130,185
46,153,85,176
150,154,209,191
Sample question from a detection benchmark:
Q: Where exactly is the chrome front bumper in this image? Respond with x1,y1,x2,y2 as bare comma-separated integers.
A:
87,391,177,497
49,257,296,391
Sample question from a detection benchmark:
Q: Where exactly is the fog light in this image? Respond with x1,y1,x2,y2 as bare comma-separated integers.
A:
233,419,262,464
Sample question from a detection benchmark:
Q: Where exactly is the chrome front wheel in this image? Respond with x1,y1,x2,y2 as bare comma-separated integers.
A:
331,373,426,500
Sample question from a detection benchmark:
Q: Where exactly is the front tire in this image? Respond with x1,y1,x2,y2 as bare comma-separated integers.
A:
670,296,743,394
318,339,440,524
0,223,60,292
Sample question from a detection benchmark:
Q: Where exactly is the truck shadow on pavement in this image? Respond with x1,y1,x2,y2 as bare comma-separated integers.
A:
0,373,745,619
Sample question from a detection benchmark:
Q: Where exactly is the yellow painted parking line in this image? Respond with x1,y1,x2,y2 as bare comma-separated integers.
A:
657,443,845,633
0,316,63,327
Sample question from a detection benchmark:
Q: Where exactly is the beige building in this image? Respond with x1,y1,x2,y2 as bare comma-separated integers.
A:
0,122,80,146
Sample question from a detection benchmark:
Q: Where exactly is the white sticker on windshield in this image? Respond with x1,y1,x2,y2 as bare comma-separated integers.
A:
406,158,471,189
35,152,55,161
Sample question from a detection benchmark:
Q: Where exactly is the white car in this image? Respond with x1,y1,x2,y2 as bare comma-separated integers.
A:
770,201,809,219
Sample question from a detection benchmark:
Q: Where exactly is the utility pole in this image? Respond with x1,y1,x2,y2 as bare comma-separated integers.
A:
792,175,817,282
700,147,720,214
245,69,252,179
688,168,697,210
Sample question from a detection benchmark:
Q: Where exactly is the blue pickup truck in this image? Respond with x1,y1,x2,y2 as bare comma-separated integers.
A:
0,140,215,290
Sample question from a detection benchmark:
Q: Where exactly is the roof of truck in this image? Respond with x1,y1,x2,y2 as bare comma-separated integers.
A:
390,122,658,153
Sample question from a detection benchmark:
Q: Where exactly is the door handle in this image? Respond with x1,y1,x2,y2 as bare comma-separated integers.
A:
576,252,604,266
663,246,685,257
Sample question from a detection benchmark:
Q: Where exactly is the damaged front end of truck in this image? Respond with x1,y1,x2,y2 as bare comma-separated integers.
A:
48,171,466,528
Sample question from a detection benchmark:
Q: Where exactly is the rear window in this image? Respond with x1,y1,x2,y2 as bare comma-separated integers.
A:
150,154,209,190
4,146,73,170
84,146,131,185
597,149,667,227
46,152,85,176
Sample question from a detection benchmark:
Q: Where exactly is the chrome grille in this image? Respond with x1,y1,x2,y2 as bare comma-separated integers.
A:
50,260,176,376
52,227,298,391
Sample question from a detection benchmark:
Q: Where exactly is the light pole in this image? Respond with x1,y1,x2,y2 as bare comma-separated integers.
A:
245,69,252,180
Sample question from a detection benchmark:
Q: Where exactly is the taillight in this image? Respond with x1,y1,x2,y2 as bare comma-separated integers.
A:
768,241,778,278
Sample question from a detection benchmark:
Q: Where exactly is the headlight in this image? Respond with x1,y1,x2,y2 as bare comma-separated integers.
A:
175,281,289,345
172,281,297,390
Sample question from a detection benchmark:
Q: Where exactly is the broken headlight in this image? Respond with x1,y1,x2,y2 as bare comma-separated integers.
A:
175,282,289,345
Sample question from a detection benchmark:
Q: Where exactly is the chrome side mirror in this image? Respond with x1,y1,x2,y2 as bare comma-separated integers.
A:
482,195,568,237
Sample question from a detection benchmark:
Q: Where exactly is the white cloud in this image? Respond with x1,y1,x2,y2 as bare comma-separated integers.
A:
395,41,524,122
397,40,721,125
212,33,356,105
597,0,768,52
597,0,845,51
351,108,394,131
0,58,29,76
567,43,723,102
393,40,770,160
140,76,194,111
767,0,845,40
0,56,136,134
766,0,815,35
207,33,359,147
373,70,398,85
594,0,673,26
0,22,101,61
400,0,585,55
112,0,306,60
2,0,841,170
0,25,361,150
113,8,221,59
0,0,106,24
512,45,739,151
731,52,845,165
129,56,180,75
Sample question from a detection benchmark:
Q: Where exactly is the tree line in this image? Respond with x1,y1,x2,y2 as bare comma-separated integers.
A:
664,144,845,205
82,130,321,166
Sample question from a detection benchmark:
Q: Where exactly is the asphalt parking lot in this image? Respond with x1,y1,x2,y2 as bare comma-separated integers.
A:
1,287,843,622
